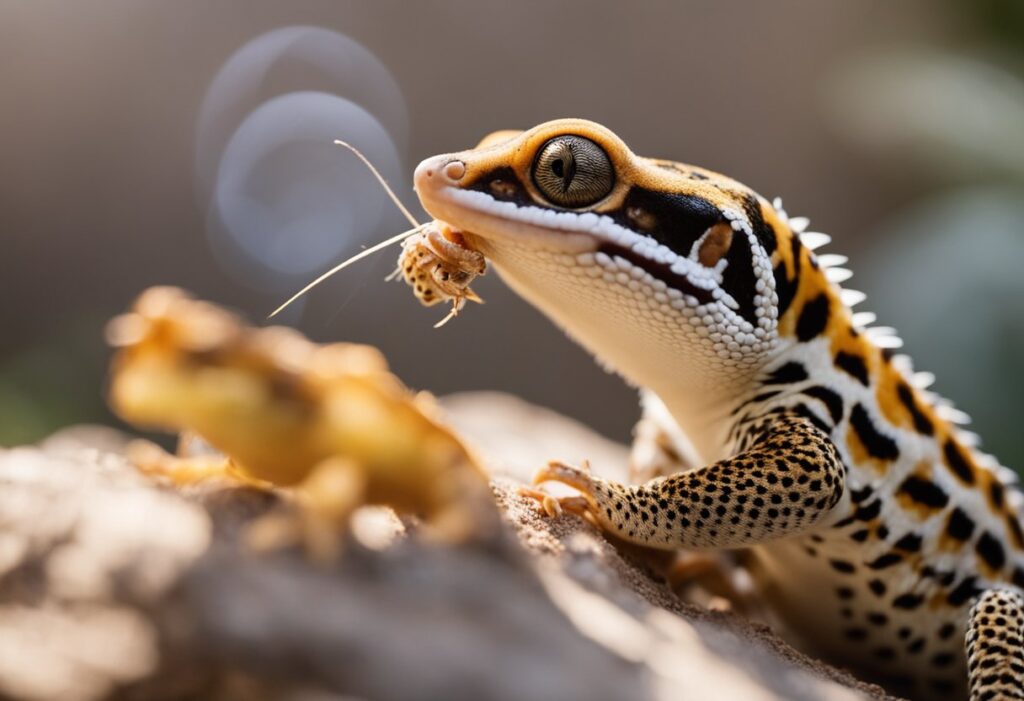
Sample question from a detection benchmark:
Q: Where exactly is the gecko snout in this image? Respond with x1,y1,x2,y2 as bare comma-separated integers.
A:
414,156,466,192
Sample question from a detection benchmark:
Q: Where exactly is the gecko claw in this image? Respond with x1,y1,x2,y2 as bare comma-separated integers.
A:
532,459,594,492
518,487,593,519
520,459,599,518
517,487,564,517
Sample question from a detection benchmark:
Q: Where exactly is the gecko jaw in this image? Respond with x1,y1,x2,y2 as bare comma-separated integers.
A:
415,180,738,312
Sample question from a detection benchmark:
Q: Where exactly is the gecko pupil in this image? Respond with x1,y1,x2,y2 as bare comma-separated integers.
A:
531,135,614,208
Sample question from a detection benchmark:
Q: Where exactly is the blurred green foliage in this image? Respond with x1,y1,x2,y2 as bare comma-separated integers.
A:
0,317,112,446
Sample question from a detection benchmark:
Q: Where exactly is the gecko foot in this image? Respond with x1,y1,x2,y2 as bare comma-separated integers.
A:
517,486,592,518
519,459,600,518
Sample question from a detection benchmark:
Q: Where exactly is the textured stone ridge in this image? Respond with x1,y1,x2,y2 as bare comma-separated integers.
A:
0,396,902,701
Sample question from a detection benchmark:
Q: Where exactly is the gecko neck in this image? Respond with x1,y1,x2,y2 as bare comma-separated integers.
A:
486,250,754,462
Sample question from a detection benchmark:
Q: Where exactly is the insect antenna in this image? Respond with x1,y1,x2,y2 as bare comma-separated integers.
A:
333,139,420,229
269,223,428,319
268,140,424,319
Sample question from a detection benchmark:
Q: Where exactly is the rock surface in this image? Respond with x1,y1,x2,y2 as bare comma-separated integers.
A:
0,394,902,701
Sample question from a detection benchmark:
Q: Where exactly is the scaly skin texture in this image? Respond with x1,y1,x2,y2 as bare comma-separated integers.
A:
413,119,1024,700
967,589,1024,700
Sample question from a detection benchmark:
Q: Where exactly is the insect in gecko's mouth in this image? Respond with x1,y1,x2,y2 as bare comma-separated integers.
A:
416,176,730,310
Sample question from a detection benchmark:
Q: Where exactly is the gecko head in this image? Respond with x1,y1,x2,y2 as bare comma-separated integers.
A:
414,119,783,397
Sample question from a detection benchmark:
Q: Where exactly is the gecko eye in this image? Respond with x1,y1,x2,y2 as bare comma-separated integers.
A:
532,136,614,208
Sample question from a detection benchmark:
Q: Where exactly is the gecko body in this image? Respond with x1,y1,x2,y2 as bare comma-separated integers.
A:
413,119,1024,701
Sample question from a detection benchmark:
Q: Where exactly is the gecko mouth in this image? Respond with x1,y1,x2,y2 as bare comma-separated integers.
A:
417,184,725,309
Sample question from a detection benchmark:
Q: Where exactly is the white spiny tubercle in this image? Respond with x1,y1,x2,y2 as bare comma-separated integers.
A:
824,267,853,284
850,311,876,327
890,353,914,374
816,254,849,269
866,327,903,349
840,289,867,307
871,337,905,350
997,465,1021,485
959,431,982,447
788,216,810,233
912,371,936,389
937,405,972,425
913,372,937,388
800,231,830,250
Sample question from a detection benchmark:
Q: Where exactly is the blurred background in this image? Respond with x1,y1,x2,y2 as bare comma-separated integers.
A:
1,0,1022,470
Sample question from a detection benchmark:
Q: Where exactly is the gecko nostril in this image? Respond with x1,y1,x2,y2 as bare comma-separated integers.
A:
444,160,466,181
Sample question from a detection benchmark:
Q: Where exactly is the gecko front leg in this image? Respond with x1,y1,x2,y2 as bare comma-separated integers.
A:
529,412,845,550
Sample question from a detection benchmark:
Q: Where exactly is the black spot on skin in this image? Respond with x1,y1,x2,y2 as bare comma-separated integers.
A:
897,382,934,436
945,508,975,541
892,593,924,609
850,486,874,504
868,579,887,596
764,361,807,386
938,623,956,640
833,514,857,529
850,403,899,460
874,646,895,660
830,559,856,574
796,294,830,342
792,404,831,435
975,531,1006,571
868,612,888,626
1008,516,1024,549
989,480,1005,509
741,194,778,256
834,351,870,386
868,553,903,570
943,439,975,485
774,234,801,319
836,587,855,600
947,576,981,606
855,499,882,522
844,627,868,641
802,386,844,424
893,533,922,552
749,390,781,404
897,475,949,509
